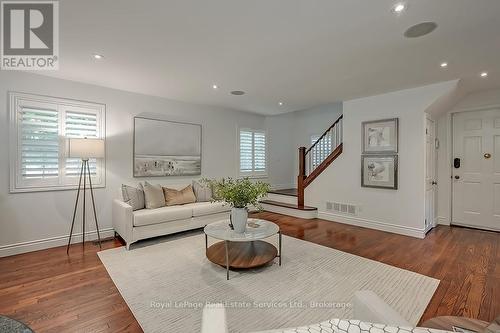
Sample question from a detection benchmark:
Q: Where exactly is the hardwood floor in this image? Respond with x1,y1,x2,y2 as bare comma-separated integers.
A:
0,212,498,332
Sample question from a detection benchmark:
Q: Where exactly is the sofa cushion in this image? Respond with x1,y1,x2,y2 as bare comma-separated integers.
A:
191,201,230,217
121,184,145,211
192,180,213,202
163,185,197,206
133,205,193,227
142,182,166,209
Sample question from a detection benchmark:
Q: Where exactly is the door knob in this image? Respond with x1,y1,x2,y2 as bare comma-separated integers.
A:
431,181,437,185
484,153,491,159
454,175,460,179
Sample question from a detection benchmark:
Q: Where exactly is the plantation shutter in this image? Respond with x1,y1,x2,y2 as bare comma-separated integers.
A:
239,130,253,173
239,129,267,176
10,92,106,193
253,131,266,173
20,106,59,180
65,111,98,176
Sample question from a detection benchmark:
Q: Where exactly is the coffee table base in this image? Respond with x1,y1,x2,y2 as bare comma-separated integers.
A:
206,240,278,271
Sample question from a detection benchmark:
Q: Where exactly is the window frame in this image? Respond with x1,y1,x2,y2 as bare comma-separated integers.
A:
238,127,268,178
9,92,106,193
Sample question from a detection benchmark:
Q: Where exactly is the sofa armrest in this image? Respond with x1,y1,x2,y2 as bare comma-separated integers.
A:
112,199,134,248
353,290,411,327
201,304,228,333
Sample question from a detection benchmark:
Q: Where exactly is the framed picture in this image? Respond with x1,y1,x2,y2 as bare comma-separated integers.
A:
362,118,398,154
133,117,202,177
361,155,398,190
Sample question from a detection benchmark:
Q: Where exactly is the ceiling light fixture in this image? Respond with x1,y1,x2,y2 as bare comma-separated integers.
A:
480,72,488,78
230,90,245,96
212,84,219,89
392,2,406,13
440,62,448,68
93,54,104,59
279,102,284,106
404,22,438,38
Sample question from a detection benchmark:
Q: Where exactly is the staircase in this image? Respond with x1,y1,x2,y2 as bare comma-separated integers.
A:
261,114,344,218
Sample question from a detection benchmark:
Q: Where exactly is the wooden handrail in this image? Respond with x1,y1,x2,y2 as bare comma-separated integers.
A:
297,114,344,207
303,144,343,188
305,114,343,155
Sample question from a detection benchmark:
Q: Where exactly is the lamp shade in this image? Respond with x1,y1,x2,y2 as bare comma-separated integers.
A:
68,138,105,159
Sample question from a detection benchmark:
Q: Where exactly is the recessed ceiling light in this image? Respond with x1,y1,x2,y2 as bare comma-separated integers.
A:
212,84,219,89
392,2,406,13
480,72,488,77
279,102,284,106
230,90,245,96
440,62,448,68
93,54,104,59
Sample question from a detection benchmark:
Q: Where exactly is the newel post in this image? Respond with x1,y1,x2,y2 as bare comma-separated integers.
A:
297,147,306,207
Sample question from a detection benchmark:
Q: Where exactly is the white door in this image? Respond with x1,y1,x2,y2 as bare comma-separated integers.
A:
425,117,437,231
452,108,500,231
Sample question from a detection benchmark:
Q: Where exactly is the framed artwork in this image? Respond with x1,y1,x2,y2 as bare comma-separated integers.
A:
362,118,398,154
361,155,398,189
133,117,202,177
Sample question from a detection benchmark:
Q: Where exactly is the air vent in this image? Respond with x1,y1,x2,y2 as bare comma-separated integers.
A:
326,201,357,216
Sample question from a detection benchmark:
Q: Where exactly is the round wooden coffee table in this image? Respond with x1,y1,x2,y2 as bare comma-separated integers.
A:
204,219,282,280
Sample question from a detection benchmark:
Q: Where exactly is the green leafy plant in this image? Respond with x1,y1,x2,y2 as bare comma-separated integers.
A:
202,177,270,210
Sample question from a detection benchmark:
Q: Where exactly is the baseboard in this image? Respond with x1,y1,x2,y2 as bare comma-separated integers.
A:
317,211,426,239
0,228,115,257
436,216,450,225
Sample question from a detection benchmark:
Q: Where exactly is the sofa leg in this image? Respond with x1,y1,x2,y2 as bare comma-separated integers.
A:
114,231,118,238
126,243,131,250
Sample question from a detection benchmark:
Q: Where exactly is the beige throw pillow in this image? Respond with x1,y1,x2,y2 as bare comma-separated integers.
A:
121,184,145,211
192,180,212,202
142,181,165,209
163,185,196,206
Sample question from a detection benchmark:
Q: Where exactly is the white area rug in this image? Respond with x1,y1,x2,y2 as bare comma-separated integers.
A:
98,232,439,333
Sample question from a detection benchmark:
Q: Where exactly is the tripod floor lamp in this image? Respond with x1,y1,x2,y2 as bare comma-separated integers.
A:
67,138,105,254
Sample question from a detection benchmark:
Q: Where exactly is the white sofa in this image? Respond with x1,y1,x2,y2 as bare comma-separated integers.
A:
113,183,230,249
201,291,451,333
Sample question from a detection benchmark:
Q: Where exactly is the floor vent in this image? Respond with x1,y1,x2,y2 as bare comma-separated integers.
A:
326,202,357,215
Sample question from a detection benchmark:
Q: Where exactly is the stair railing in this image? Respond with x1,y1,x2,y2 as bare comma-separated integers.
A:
298,114,343,206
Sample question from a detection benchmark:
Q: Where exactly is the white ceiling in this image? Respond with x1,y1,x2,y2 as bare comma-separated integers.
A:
40,0,500,115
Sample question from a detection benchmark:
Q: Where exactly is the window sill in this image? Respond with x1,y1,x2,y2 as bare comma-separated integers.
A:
10,183,106,194
238,174,268,180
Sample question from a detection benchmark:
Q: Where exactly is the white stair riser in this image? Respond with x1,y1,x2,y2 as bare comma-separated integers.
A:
265,193,297,205
261,203,317,219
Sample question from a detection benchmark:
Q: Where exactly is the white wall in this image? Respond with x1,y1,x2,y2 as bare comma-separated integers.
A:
305,82,456,238
0,71,266,256
266,103,343,188
436,88,500,225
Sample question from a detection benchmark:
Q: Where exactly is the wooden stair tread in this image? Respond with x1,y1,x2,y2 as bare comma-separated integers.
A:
260,200,317,211
267,188,298,197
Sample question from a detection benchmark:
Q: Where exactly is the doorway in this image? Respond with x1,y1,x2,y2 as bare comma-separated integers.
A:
452,108,500,231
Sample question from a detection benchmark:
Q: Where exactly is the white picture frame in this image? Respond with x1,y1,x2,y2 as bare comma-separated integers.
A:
362,118,398,154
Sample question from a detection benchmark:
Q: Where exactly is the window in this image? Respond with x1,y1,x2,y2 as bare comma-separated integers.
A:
9,92,105,193
239,129,267,177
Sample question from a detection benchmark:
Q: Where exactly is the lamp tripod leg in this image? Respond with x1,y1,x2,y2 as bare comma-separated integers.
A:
82,160,87,250
67,162,84,254
87,161,102,250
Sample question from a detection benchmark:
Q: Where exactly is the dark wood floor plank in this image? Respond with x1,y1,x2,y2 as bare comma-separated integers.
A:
0,212,498,332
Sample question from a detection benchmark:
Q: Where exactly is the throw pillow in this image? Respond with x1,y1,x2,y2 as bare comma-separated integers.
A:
121,184,145,211
163,185,196,206
192,180,212,202
142,181,166,209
